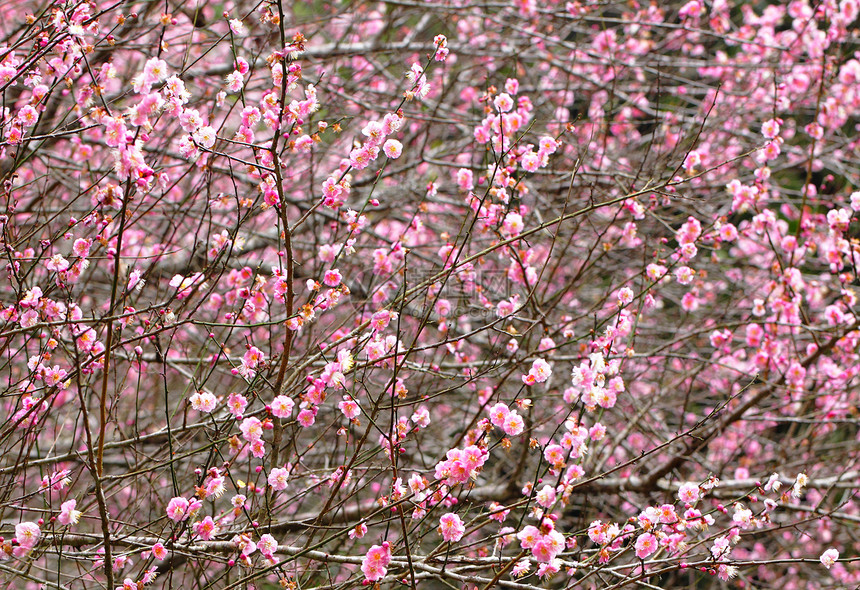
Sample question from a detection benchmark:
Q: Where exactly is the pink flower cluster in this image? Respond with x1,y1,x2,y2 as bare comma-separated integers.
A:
165,496,202,522
438,513,466,542
487,403,525,436
517,521,565,563
522,358,552,385
361,542,391,582
569,352,625,410
232,346,266,380
434,445,488,486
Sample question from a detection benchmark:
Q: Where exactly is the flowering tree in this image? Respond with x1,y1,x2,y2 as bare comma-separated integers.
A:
0,0,858,588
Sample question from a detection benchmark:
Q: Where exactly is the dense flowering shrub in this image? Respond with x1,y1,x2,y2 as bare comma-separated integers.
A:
0,0,858,588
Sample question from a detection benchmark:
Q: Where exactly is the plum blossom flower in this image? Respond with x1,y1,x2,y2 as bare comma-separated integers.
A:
323,269,342,287
231,495,246,512
15,522,40,550
793,472,808,498
502,212,524,237
433,34,449,61
193,516,218,540
732,503,754,529
58,500,81,526
761,118,781,139
268,466,290,491
227,393,248,418
820,548,839,569
674,266,695,285
523,358,552,385
537,560,561,578
494,93,514,112
189,391,217,413
225,71,243,93
361,542,391,582
456,168,473,191
679,0,703,19
297,407,316,427
617,287,634,305
17,105,38,128
169,273,205,298
338,396,361,419
193,126,217,149
544,444,565,467
520,151,540,172
234,533,257,558
518,523,565,563
40,469,71,492
502,411,525,436
535,484,557,508
438,513,466,542
133,57,169,93
518,527,540,549
383,139,402,158
72,238,91,258
634,532,657,559
151,542,168,560
512,558,531,577
683,151,702,172
710,535,731,559
764,473,782,492
204,472,225,498
717,564,738,581
45,254,70,272
271,395,294,418
411,405,430,428
258,533,278,558
229,19,247,35
677,482,700,503
434,445,489,485
239,417,263,441
166,497,192,522
488,403,510,428
127,269,145,291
